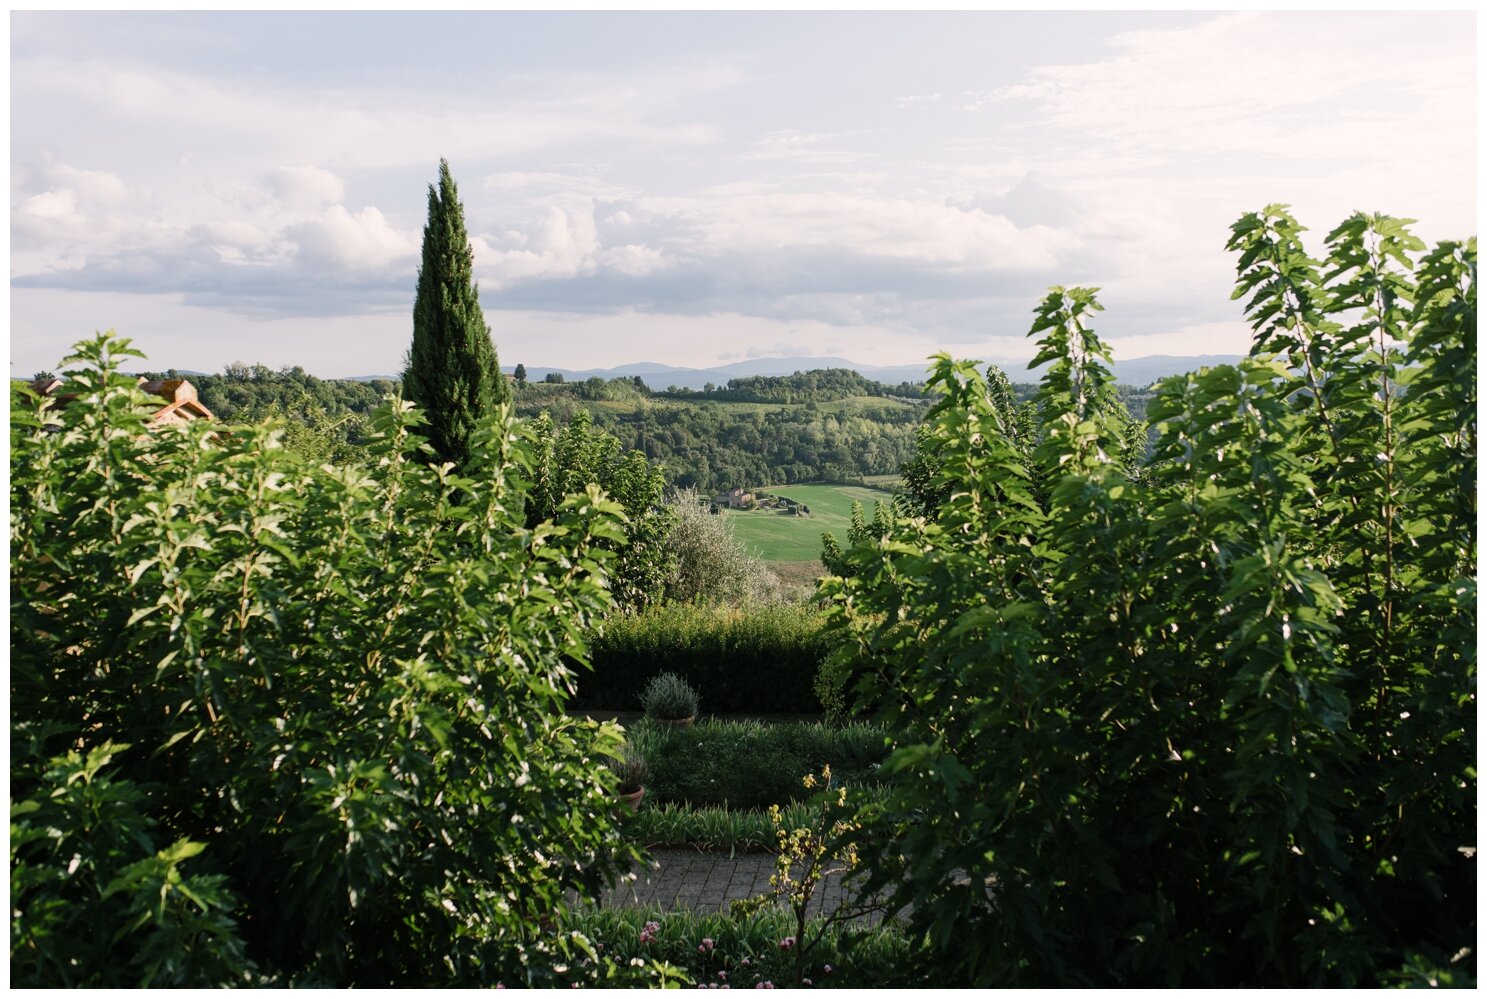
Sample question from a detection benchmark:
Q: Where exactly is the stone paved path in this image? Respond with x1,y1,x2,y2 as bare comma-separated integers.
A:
598,849,867,920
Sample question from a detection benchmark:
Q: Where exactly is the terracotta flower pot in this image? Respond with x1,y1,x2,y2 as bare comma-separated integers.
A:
653,715,695,729
618,787,645,812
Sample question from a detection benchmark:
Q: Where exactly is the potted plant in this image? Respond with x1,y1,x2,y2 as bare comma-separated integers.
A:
613,749,648,812
638,672,700,727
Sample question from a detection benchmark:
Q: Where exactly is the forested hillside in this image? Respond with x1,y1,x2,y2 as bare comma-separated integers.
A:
156,363,1154,493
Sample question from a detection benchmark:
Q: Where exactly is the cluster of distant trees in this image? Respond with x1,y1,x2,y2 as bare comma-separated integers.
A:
657,368,927,403
140,360,1156,493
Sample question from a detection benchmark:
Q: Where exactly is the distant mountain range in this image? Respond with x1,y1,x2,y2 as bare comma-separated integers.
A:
498,354,1246,392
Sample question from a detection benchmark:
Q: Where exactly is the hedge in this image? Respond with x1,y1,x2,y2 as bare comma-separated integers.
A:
577,602,833,714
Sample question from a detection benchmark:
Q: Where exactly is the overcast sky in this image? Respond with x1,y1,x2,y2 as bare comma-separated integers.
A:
9,11,1477,378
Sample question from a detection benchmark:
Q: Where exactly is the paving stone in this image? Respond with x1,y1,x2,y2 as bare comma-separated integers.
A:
592,849,883,924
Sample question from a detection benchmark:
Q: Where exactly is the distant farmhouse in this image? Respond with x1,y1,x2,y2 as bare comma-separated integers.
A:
29,376,216,428
711,486,755,509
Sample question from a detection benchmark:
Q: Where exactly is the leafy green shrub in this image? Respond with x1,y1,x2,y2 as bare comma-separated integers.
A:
9,741,254,987
526,409,675,612
629,719,888,810
639,671,701,720
580,601,834,713
10,334,665,987
825,211,1475,986
664,487,784,605
562,906,925,988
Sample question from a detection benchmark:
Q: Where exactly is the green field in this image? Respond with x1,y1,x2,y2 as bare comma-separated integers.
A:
722,482,897,562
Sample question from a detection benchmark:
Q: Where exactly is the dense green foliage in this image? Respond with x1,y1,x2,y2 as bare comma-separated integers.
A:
819,499,896,579
403,159,509,467
177,363,396,425
526,410,675,611
137,362,1154,496
577,603,832,713
627,800,826,853
513,389,929,492
10,335,661,986
663,488,784,604
661,368,926,404
825,210,1475,986
626,719,888,811
564,906,921,988
143,364,394,465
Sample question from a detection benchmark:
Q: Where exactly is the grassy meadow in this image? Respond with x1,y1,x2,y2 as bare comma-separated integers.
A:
722,481,896,562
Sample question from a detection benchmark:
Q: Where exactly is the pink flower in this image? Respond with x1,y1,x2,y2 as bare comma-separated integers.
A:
823,965,833,974
740,958,750,967
779,936,795,950
717,972,728,981
803,979,812,986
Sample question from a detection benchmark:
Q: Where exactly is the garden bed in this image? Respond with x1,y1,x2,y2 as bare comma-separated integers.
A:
624,717,889,811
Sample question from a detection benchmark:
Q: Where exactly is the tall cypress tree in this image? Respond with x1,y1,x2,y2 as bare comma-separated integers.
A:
403,159,508,466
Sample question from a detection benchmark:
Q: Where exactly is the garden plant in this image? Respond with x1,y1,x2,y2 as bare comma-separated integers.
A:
638,671,702,722
9,335,674,987
824,209,1475,986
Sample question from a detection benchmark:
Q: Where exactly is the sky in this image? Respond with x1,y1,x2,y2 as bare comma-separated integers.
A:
9,11,1478,379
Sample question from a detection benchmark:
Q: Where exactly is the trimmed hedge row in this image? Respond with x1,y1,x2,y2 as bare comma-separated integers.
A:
576,602,833,714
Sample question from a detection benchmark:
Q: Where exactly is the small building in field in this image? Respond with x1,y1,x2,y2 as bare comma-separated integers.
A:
710,486,756,509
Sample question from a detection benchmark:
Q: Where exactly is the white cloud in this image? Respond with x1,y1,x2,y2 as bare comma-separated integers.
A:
14,54,730,179
599,243,667,277
667,192,1077,272
51,164,131,203
19,187,80,221
895,93,943,109
988,12,1474,167
269,165,346,212
287,205,417,274
10,162,148,265
9,12,1473,376
478,204,602,287
191,219,279,263
751,130,873,166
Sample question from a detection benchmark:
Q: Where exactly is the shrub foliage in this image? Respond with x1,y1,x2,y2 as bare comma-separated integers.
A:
579,602,832,714
526,409,675,612
825,210,1475,986
627,719,888,811
663,487,784,605
638,671,702,720
10,334,651,986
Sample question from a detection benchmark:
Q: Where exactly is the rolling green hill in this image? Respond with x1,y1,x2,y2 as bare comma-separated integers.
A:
722,482,897,563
